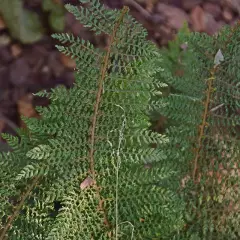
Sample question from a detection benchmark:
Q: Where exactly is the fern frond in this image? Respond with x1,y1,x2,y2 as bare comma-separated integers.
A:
0,1,183,239
152,21,240,239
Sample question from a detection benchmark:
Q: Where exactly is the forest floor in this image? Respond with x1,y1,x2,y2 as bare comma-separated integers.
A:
0,0,239,150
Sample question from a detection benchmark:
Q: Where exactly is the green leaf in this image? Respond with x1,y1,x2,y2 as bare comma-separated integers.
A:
42,0,65,32
49,11,65,32
42,0,56,11
0,0,43,44
42,0,65,14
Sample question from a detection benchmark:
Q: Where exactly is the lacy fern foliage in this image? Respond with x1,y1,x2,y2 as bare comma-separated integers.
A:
1,1,240,239
152,21,240,239
0,1,184,239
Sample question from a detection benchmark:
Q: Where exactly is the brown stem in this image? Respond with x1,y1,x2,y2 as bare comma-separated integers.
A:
88,6,129,228
192,68,216,181
0,177,40,240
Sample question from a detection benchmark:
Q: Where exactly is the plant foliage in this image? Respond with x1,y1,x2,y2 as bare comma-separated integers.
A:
0,1,183,239
0,0,240,239
0,0,43,43
152,20,240,239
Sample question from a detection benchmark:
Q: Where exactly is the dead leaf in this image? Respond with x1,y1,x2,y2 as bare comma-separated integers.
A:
11,44,22,58
52,0,62,5
0,15,6,30
0,120,5,138
214,49,224,66
144,163,152,169
0,34,11,47
107,231,112,238
18,94,40,129
80,176,94,190
174,68,185,77
60,53,76,69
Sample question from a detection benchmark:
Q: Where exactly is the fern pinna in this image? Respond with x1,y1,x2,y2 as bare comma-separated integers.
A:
151,21,240,238
0,1,183,239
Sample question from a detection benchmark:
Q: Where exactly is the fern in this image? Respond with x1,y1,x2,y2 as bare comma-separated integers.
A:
0,1,184,239
151,21,240,239
1,1,240,239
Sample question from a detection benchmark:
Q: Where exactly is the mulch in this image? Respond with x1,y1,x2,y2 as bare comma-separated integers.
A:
0,0,239,151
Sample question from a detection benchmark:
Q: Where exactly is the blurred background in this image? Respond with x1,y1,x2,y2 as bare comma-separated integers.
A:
0,0,239,151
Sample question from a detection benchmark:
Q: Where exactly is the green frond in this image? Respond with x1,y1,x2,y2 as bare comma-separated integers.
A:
152,22,240,239
0,2,183,239
65,0,119,35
